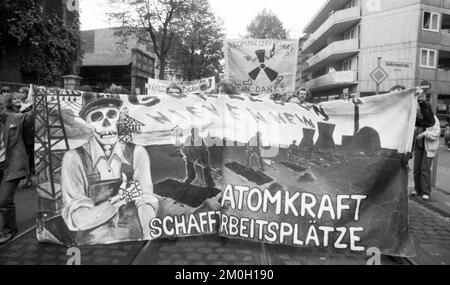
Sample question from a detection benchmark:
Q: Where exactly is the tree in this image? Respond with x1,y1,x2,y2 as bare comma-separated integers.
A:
246,9,289,40
0,0,81,85
168,0,224,81
107,0,190,80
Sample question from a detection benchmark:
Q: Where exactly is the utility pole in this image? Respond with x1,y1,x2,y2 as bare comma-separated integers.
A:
376,57,381,95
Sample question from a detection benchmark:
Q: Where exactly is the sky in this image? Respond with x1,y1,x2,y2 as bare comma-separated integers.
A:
79,0,328,39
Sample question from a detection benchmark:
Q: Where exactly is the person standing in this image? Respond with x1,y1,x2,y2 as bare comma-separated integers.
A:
445,117,450,150
0,86,10,97
6,93,23,113
0,96,33,244
412,92,441,201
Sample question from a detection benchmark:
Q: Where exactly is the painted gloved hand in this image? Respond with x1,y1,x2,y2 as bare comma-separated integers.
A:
110,174,144,209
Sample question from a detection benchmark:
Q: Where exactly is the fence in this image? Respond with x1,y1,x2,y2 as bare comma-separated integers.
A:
0,81,28,92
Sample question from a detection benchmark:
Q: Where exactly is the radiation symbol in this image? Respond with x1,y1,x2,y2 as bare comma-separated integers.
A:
248,49,279,82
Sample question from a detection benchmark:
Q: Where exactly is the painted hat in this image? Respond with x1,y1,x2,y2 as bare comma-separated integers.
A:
79,92,123,120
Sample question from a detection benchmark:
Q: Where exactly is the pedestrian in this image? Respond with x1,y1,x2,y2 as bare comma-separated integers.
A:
216,81,239,96
411,91,441,201
444,117,450,150
18,86,32,113
0,96,33,244
166,82,184,98
8,92,23,113
103,84,131,95
18,87,34,187
286,88,308,104
1,86,10,97
270,93,285,105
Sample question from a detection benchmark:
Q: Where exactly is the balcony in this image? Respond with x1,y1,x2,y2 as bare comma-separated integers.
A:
304,70,358,92
437,69,450,90
441,29,450,46
305,39,359,72
303,6,361,53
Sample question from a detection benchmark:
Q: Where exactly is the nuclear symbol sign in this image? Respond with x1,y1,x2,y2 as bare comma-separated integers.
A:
248,49,279,82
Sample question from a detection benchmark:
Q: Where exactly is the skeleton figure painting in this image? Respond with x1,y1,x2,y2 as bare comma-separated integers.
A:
60,93,159,244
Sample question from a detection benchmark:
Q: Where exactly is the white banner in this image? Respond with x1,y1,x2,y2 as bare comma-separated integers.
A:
224,39,299,94
146,77,216,95
130,89,417,154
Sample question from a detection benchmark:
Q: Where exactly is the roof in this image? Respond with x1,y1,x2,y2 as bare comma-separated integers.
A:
82,53,132,67
303,0,350,34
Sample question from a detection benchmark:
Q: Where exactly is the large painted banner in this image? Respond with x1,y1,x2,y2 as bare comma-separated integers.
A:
218,90,417,256
35,87,416,256
35,88,223,245
224,39,298,94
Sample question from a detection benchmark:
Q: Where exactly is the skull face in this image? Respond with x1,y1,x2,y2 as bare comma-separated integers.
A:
87,107,120,145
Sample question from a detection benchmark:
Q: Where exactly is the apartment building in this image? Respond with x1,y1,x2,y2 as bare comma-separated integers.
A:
300,0,450,116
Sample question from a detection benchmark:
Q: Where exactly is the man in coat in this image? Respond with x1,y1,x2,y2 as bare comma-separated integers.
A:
0,95,32,244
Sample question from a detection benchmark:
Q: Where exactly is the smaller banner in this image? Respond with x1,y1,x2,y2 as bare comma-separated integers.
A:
146,77,216,95
224,39,298,94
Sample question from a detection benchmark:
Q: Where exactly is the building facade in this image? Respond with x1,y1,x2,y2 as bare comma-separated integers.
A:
80,28,156,93
300,0,450,113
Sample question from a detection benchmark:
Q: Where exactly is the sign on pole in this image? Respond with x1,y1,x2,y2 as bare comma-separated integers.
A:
370,57,389,94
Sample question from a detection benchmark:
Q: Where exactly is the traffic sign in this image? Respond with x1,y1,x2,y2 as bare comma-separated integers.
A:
370,66,389,85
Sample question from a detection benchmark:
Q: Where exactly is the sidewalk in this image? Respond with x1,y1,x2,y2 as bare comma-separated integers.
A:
435,138,450,194
407,138,450,265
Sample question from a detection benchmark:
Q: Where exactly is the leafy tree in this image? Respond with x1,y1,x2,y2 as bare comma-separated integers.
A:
107,0,190,80
0,0,81,85
168,0,224,81
246,9,289,40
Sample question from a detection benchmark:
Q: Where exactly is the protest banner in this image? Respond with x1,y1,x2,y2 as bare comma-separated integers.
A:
35,86,416,256
145,77,216,95
224,39,298,94
35,87,223,245
218,89,417,256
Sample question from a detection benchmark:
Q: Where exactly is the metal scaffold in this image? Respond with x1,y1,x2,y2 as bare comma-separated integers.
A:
118,107,145,144
33,87,81,212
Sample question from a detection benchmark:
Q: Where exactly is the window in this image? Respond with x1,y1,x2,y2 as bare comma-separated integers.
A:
343,25,360,40
438,50,450,70
420,48,437,68
344,0,358,9
441,13,450,32
342,58,353,71
423,11,440,32
343,29,353,40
